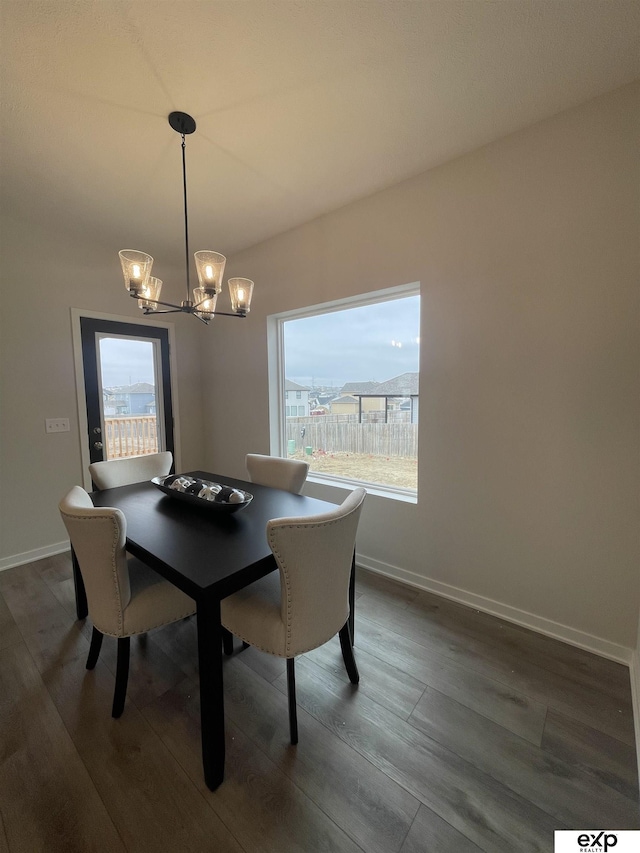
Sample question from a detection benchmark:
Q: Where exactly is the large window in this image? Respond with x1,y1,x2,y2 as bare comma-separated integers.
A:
270,284,420,495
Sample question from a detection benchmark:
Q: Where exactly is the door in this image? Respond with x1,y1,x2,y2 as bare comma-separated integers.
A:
80,317,174,464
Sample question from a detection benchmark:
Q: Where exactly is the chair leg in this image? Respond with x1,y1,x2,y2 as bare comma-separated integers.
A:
339,622,359,684
86,627,103,670
112,637,131,718
349,551,355,646
72,547,88,620
286,658,299,745
222,627,234,656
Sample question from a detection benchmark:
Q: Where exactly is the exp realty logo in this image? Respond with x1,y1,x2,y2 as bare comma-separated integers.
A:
555,831,640,853
576,833,618,851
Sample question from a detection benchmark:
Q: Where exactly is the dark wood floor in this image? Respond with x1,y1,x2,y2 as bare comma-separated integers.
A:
0,553,638,853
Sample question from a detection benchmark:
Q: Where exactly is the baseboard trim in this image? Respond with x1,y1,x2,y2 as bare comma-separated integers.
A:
629,650,640,789
356,553,633,666
0,541,70,572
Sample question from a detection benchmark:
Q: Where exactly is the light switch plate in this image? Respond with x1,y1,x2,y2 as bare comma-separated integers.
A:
46,418,70,433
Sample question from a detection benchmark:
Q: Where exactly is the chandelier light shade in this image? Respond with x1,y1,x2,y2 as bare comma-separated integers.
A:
119,250,154,296
229,278,254,314
139,276,163,312
193,288,218,321
118,112,254,324
194,251,226,294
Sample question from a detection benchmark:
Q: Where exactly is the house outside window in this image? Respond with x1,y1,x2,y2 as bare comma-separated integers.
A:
284,380,310,418
269,284,420,496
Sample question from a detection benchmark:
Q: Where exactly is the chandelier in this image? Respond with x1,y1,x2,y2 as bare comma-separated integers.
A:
119,112,254,324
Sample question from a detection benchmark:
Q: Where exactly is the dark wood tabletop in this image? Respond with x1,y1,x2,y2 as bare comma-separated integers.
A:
91,470,335,601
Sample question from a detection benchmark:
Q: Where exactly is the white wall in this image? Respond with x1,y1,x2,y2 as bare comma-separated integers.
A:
200,83,640,654
0,218,206,565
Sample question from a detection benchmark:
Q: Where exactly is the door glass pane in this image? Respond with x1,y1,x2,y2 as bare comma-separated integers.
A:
97,336,163,460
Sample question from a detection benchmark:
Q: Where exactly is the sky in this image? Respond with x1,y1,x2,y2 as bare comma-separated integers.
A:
98,293,420,389
284,294,420,388
99,338,155,387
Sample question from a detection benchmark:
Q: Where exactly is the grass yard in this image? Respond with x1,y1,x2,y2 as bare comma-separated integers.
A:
292,450,418,490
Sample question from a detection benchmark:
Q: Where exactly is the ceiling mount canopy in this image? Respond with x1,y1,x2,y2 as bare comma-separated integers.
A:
119,112,254,324
168,110,196,135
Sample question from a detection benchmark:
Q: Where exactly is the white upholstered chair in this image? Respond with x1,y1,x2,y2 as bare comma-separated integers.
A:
89,451,173,490
245,453,309,495
221,487,366,743
227,454,310,656
70,452,174,621
224,453,311,656
228,453,309,656
59,486,196,718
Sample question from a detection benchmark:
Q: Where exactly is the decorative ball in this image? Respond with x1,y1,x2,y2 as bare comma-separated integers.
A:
198,485,219,501
185,479,204,496
215,486,245,504
170,476,192,492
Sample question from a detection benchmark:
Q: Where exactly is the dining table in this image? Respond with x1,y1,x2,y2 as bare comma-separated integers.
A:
84,470,355,791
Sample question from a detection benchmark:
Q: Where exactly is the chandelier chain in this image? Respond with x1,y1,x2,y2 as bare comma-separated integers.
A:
181,133,191,302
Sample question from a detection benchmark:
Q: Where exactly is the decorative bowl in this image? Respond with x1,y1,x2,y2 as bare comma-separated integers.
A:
151,475,253,513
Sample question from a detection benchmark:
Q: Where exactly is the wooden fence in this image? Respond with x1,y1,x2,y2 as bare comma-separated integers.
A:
105,414,417,460
286,417,417,457
105,416,158,459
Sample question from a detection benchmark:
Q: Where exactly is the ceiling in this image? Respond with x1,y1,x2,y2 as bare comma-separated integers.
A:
1,1,639,269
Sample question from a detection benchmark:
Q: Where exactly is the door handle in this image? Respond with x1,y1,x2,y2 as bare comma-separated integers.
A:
93,441,103,450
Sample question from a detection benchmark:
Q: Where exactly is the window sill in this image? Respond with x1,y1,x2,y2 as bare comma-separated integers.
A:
305,472,418,505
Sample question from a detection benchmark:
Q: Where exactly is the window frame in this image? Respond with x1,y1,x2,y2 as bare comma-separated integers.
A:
267,282,420,502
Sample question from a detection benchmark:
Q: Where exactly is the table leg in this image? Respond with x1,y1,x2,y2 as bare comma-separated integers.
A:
196,597,226,790
72,546,88,620
349,550,355,646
